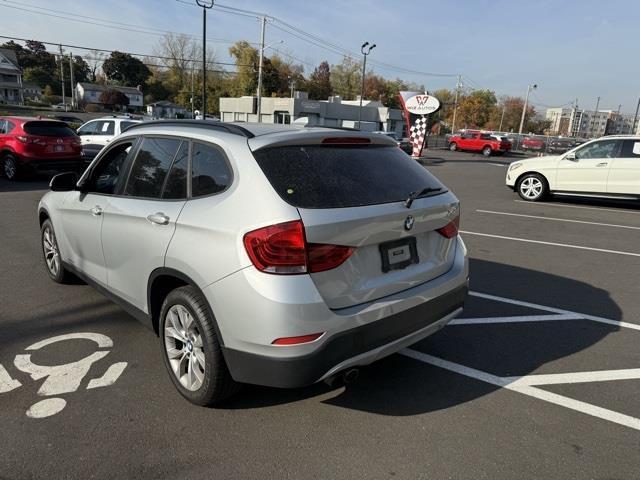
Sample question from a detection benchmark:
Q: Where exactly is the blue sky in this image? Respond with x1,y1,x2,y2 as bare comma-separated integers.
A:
2,0,639,114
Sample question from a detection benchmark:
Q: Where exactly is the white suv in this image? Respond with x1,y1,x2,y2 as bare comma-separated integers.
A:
507,136,640,201
38,121,468,405
76,116,142,162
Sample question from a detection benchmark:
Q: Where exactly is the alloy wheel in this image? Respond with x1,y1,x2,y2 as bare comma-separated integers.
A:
520,176,543,199
164,304,206,391
4,157,17,179
42,226,60,276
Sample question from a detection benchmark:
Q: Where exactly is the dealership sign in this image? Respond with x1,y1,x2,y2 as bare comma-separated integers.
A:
403,93,441,115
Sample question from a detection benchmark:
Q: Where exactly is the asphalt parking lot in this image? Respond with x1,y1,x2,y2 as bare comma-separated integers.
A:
1,150,639,479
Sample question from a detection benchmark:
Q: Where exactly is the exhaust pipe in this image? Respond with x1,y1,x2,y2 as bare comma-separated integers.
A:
342,368,360,384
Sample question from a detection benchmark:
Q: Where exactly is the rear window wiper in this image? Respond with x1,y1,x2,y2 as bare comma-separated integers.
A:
404,187,443,208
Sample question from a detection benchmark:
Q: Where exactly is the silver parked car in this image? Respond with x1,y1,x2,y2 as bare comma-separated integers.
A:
38,121,468,405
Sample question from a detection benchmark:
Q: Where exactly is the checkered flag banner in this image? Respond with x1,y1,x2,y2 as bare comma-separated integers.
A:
409,116,428,157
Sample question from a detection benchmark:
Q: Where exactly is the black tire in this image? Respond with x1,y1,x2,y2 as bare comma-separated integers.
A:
482,146,492,157
159,285,240,406
2,154,20,180
449,142,457,151
41,219,74,283
516,173,548,202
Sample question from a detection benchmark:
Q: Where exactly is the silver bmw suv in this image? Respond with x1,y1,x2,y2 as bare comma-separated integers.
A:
38,120,468,405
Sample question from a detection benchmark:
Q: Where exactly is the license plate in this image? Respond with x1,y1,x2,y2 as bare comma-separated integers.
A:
54,145,65,152
379,237,419,273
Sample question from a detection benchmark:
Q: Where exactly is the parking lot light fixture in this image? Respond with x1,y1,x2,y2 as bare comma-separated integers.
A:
195,0,214,120
518,84,537,135
358,42,376,130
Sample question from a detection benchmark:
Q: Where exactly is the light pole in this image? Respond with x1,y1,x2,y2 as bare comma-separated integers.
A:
358,42,376,130
451,75,462,134
196,0,213,120
518,84,537,135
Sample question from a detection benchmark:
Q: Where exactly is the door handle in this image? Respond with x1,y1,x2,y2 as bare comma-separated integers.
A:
90,206,103,216
147,212,170,225
596,162,608,167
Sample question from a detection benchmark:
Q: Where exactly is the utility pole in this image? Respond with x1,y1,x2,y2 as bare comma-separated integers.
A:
357,42,376,130
451,75,462,134
498,105,506,132
196,0,214,120
590,96,600,138
191,67,195,118
59,45,66,111
68,52,75,110
632,96,640,135
256,15,266,123
518,84,537,135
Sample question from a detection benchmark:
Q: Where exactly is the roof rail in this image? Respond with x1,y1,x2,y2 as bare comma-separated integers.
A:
123,119,255,138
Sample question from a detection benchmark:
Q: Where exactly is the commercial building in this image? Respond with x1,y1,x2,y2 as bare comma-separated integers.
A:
0,48,23,105
219,92,405,137
546,107,640,137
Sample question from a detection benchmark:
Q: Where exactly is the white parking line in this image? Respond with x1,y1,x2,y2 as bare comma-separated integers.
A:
476,209,640,230
460,230,640,258
514,200,640,215
469,291,640,331
400,348,640,431
505,368,640,386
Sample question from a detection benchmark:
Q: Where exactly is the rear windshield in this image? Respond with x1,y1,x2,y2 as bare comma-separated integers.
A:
252,145,445,209
23,122,77,137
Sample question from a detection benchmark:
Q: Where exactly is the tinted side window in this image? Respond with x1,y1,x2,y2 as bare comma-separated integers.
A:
575,140,619,159
191,142,232,197
0,120,6,134
95,121,115,136
619,140,640,159
480,133,492,140
120,121,136,132
78,121,98,135
86,142,135,195
162,142,189,199
124,137,181,199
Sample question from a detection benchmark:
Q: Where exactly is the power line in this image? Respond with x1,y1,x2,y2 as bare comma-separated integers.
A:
0,34,251,68
0,1,257,47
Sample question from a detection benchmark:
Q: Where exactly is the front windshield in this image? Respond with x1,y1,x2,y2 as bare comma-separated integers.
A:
574,139,619,159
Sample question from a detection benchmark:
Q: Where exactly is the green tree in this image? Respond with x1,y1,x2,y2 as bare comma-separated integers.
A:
228,41,258,96
307,60,331,100
330,57,361,100
71,56,91,84
102,51,151,87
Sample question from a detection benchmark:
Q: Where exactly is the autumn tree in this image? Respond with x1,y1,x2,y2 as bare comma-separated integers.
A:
307,61,331,100
330,57,361,100
99,88,130,111
454,89,498,129
228,41,258,96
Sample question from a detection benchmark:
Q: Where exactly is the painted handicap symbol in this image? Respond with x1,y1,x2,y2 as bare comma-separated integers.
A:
1,332,127,418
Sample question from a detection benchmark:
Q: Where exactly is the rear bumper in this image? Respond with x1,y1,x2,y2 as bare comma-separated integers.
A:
206,236,469,388
222,284,466,388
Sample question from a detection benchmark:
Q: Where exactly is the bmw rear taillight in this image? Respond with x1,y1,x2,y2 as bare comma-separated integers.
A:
436,214,460,239
243,220,354,275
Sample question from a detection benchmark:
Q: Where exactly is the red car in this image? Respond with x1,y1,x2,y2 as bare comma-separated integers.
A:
448,131,511,156
521,136,546,151
0,116,83,180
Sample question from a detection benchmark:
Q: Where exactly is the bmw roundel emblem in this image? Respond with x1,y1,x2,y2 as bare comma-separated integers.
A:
404,215,415,231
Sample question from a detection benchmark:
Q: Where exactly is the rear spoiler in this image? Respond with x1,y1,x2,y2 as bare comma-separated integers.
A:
248,129,398,152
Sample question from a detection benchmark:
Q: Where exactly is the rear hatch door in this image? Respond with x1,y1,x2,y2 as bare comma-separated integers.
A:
251,139,460,309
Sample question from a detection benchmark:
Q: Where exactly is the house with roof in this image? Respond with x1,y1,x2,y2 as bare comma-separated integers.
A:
146,100,188,119
0,48,23,105
75,82,144,111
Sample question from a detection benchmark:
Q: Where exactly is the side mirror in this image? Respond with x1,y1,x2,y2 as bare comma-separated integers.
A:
50,172,78,192
565,152,577,161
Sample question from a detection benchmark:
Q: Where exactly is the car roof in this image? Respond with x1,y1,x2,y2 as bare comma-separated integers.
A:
122,120,398,150
0,116,67,124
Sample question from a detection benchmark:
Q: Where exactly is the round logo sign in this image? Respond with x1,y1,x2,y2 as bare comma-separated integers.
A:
404,215,415,231
404,94,441,115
